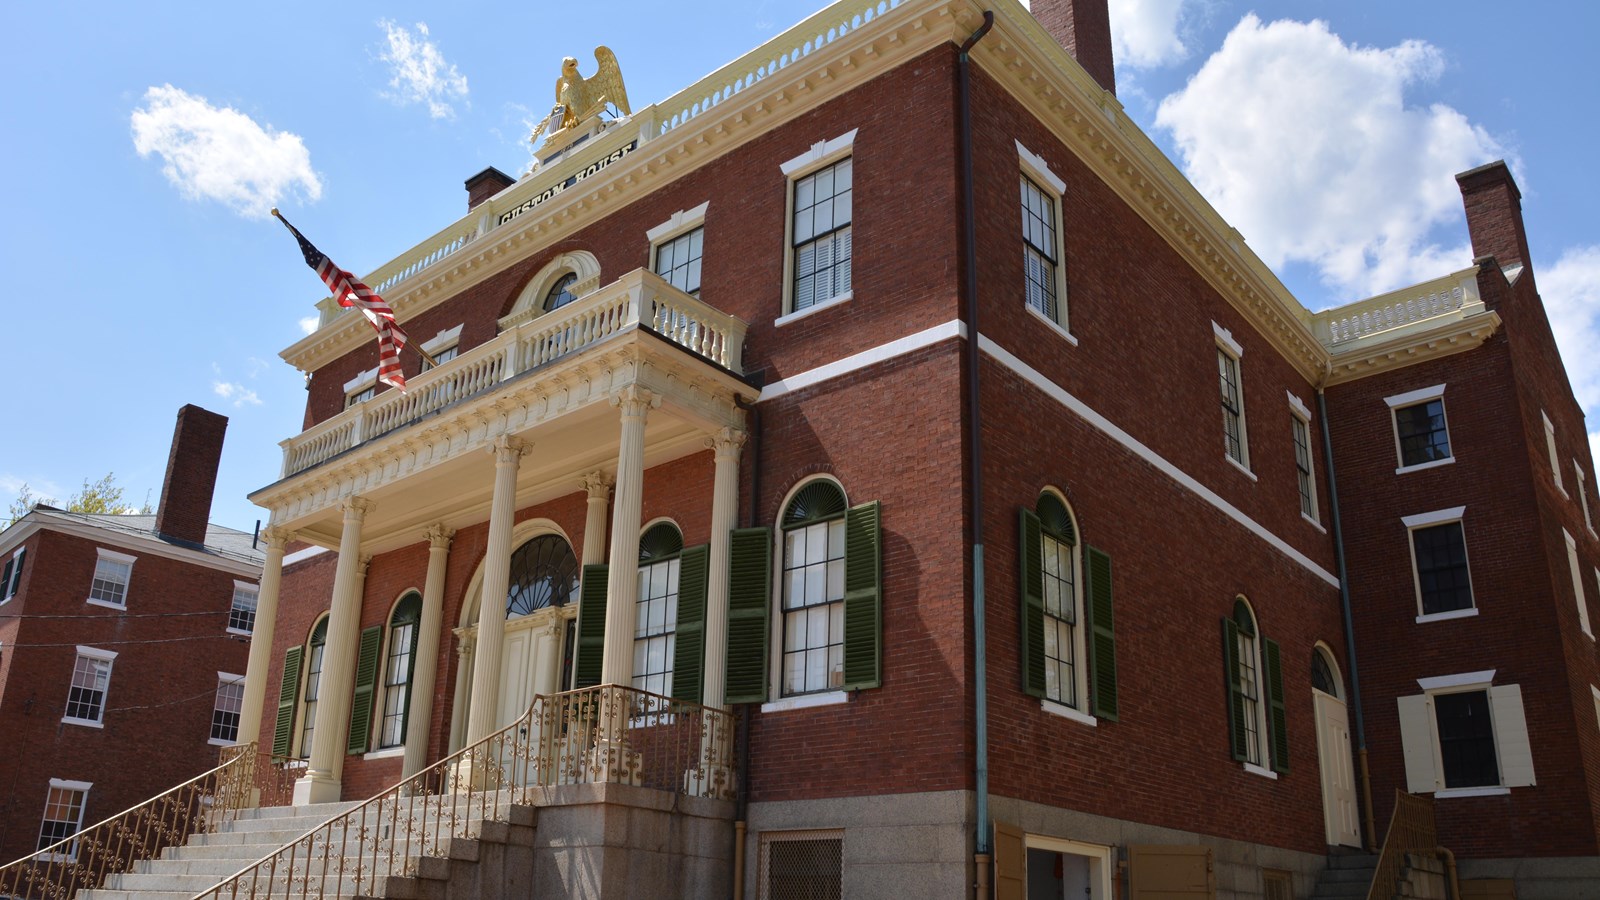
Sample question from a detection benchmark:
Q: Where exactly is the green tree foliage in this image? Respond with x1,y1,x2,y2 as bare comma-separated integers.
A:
5,473,149,526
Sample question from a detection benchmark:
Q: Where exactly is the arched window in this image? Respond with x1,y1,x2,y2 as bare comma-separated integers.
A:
544,273,579,311
1230,599,1263,766
1019,491,1118,721
1223,597,1287,774
378,593,422,749
1036,493,1083,708
299,615,329,759
780,480,849,696
1312,646,1340,698
506,535,580,619
634,522,684,697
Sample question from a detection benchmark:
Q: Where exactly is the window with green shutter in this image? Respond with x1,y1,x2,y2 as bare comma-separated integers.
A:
378,593,422,749
1020,492,1110,718
1223,597,1282,770
1084,545,1117,721
272,646,303,760
347,625,383,754
1263,637,1288,774
725,527,772,704
671,544,710,704
574,564,608,689
635,523,688,699
840,501,882,691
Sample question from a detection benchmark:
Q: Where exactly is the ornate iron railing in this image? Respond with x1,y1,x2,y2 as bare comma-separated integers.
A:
1365,790,1439,900
198,684,736,900
0,743,259,900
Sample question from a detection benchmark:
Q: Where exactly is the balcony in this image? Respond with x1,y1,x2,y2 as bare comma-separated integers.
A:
1311,266,1501,383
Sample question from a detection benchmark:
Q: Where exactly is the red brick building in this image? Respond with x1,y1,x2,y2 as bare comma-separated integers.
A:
213,0,1600,897
0,405,262,867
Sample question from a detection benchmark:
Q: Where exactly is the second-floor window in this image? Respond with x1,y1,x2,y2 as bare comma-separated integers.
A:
229,583,258,634
64,649,116,725
1217,345,1248,469
654,227,704,297
88,550,135,608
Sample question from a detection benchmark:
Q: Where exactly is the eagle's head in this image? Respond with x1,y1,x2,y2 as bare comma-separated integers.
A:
562,57,579,75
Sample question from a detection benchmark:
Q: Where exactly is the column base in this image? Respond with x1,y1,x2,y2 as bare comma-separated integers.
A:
589,741,643,786
292,769,342,806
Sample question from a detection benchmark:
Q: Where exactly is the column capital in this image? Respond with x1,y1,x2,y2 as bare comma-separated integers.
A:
357,555,372,577
341,496,373,521
581,470,614,500
489,434,529,464
260,526,296,551
706,426,747,460
455,633,476,657
425,523,457,549
610,385,660,417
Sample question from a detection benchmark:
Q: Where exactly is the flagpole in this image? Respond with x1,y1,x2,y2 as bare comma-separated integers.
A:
271,208,440,370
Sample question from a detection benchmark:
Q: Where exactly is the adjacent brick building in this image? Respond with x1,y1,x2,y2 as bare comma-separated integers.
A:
0,406,262,867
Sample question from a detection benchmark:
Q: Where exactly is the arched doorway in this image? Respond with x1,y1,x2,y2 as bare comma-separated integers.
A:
1312,644,1361,847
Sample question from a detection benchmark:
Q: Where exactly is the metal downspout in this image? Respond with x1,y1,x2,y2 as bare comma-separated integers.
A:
732,393,761,900
959,10,996,888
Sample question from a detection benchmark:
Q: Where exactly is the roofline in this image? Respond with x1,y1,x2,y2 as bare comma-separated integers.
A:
0,512,264,580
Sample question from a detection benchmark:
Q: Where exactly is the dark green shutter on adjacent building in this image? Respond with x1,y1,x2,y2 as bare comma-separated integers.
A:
672,544,710,704
1018,508,1047,699
841,501,882,691
347,625,383,755
272,646,303,759
1263,637,1289,774
1222,616,1247,761
575,564,608,689
1084,545,1118,721
724,527,772,704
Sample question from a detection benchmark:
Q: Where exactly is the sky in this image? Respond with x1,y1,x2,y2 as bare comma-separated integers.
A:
2,0,1597,535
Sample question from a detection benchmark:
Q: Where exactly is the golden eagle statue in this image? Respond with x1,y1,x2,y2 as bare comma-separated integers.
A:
531,47,632,143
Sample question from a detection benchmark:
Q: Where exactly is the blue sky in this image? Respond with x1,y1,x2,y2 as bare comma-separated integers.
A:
2,0,1597,533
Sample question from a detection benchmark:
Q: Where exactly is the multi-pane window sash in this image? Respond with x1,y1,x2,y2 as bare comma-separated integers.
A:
1236,629,1263,766
420,344,459,372
1396,400,1451,467
1218,349,1246,465
1,548,23,602
229,585,258,634
66,654,112,723
792,158,852,312
379,620,416,748
1435,690,1500,788
634,558,680,697
1292,416,1315,518
782,518,847,695
345,385,376,409
300,641,326,758
212,678,244,742
89,556,131,607
545,272,579,311
654,227,704,297
38,785,87,855
1021,175,1060,322
1041,532,1078,708
1413,522,1473,614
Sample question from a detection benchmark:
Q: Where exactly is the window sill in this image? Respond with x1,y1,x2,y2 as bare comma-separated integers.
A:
1434,786,1510,799
1416,608,1478,625
1302,513,1326,533
363,747,406,761
38,852,75,864
209,737,237,747
62,716,105,729
1039,698,1096,727
1395,457,1456,475
1024,305,1079,346
775,293,852,327
1242,762,1279,780
761,691,849,714
226,627,252,637
1224,454,1257,482
86,597,127,611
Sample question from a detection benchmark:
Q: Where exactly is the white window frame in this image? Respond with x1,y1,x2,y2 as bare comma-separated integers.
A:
1232,598,1275,779
1214,323,1252,477
1566,530,1594,639
1592,684,1600,732
1398,670,1535,797
1,546,24,603
210,672,245,746
418,324,464,373
1022,834,1115,900
1404,507,1476,623
1543,410,1565,496
228,581,259,636
778,129,857,325
87,548,136,610
765,478,851,708
1017,140,1075,344
37,779,92,862
378,596,421,750
1288,392,1321,528
648,202,709,299
1036,490,1092,725
1386,384,1455,474
1576,460,1595,535
632,520,683,700
344,368,378,409
63,645,118,728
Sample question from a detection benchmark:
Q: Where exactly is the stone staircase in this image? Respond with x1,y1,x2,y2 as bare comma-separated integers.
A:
1311,851,1379,900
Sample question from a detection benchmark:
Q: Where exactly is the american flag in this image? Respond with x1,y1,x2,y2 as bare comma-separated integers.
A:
273,210,409,391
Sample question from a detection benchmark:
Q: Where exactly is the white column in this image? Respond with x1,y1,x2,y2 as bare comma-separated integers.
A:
237,527,292,749
331,556,371,784
580,471,612,566
295,498,370,805
601,386,658,687
448,635,474,752
466,435,527,745
402,525,454,779
701,427,745,711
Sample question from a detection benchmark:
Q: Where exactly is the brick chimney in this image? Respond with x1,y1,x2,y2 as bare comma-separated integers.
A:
1456,160,1530,268
1030,0,1116,95
153,405,228,548
466,167,516,212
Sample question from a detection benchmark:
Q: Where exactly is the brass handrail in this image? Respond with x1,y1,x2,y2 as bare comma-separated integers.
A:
1365,790,1439,900
0,742,258,900
199,684,737,900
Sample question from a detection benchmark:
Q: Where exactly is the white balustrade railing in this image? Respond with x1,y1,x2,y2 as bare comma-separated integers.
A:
280,269,746,478
1313,271,1482,347
317,223,481,329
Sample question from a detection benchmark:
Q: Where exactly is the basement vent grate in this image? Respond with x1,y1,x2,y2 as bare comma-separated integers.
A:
760,830,843,900
1263,869,1295,900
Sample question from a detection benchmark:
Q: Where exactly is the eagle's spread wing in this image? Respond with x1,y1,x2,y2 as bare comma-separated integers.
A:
592,46,632,117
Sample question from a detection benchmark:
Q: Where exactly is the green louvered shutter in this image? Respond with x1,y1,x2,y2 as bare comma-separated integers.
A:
672,545,710,704
575,564,608,689
346,626,383,754
272,646,303,759
1222,617,1247,761
1084,546,1118,721
841,501,882,691
1018,508,1046,698
1263,637,1289,774
725,527,772,704
11,548,24,595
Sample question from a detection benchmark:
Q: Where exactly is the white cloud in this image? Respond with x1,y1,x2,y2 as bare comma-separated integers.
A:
298,315,320,335
131,85,322,219
1154,16,1506,300
378,21,469,119
1541,246,1600,418
212,381,262,407
1110,0,1192,68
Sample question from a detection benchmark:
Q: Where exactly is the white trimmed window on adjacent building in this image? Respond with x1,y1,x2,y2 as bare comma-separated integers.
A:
229,582,259,635
1214,324,1250,472
779,129,856,319
88,549,135,609
1387,384,1453,473
211,674,244,744
37,780,91,859
1398,670,1535,797
1405,507,1474,621
64,646,116,727
1017,141,1071,337
1,545,25,603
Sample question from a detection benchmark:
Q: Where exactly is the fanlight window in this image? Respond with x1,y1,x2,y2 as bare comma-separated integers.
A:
505,535,580,619
544,273,579,311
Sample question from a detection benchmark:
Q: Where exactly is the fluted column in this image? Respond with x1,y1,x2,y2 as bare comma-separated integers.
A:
448,635,474,751
601,387,658,687
466,436,528,744
331,556,371,784
295,498,370,805
580,471,612,566
701,427,745,710
237,527,292,750
403,524,454,779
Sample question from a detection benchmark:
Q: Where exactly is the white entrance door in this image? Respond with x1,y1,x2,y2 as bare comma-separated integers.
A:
1314,689,1361,847
498,618,540,729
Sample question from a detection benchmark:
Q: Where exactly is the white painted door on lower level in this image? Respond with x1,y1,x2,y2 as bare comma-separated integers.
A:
1314,689,1361,847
